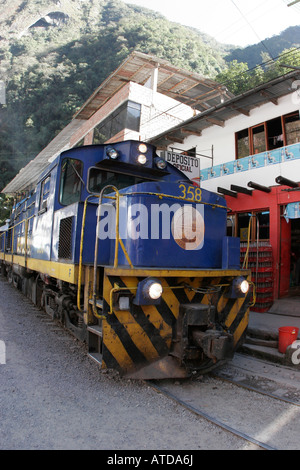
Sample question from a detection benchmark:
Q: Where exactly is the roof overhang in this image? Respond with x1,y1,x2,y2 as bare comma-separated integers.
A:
2,119,84,195
148,69,300,149
74,51,233,120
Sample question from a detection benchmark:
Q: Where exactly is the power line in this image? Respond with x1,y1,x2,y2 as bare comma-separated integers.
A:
230,0,276,60
215,0,275,45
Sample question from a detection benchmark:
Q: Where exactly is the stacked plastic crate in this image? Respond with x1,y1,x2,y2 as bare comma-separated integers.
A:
240,242,273,312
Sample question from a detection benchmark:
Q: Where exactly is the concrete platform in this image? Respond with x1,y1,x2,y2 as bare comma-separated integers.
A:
240,298,300,367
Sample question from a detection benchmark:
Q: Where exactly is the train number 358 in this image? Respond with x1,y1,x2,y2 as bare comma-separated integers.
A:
179,184,202,202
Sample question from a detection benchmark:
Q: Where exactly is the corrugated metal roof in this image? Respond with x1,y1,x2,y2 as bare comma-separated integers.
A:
149,70,300,148
3,119,84,194
74,51,233,120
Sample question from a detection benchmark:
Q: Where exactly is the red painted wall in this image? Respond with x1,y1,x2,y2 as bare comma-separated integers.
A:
225,185,300,299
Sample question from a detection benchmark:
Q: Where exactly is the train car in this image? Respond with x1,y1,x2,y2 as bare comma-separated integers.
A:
0,141,253,379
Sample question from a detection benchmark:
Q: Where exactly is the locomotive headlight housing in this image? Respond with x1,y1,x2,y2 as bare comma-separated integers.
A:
155,158,167,170
137,154,147,165
138,143,148,154
106,147,119,159
226,276,250,298
133,278,163,305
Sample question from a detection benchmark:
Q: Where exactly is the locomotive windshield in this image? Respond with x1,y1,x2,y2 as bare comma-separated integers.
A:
88,168,150,194
59,158,84,206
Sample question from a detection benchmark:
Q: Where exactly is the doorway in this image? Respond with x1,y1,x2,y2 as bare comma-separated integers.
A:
280,215,300,297
290,219,300,294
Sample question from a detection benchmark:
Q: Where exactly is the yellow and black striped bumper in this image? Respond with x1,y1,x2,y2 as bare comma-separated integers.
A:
101,267,252,377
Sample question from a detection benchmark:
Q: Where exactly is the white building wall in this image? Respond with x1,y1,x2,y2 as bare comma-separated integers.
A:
128,82,197,141
164,93,300,193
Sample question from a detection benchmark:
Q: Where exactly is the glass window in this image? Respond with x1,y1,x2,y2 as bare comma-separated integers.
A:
267,117,283,150
236,129,250,159
39,175,51,212
88,168,147,194
252,125,266,154
284,112,300,145
59,158,83,206
126,101,141,131
93,101,141,145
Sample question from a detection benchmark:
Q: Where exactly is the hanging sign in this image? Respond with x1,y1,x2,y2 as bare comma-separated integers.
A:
161,151,200,182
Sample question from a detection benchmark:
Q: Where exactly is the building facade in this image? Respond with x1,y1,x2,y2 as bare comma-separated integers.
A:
4,52,300,310
4,51,228,195
150,70,300,309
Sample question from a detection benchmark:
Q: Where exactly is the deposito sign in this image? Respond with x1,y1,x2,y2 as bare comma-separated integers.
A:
161,151,200,182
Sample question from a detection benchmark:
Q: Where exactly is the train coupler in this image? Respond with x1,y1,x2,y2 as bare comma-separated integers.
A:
173,303,234,364
191,329,234,362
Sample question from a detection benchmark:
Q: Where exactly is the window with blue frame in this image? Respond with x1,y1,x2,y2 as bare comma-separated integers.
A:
59,159,83,206
39,175,51,213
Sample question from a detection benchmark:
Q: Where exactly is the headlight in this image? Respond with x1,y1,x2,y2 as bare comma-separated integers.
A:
138,143,148,153
226,276,250,298
133,278,163,305
137,154,147,165
155,158,167,170
148,282,163,300
240,279,250,294
107,148,118,159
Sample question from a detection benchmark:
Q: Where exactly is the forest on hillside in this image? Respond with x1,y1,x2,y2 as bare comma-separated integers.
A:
0,0,299,194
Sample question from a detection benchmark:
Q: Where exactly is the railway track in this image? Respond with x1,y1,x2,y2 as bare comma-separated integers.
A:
149,381,276,450
212,356,300,408
16,291,300,450
148,354,300,451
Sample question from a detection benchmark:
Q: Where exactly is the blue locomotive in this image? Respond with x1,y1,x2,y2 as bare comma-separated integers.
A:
0,141,252,379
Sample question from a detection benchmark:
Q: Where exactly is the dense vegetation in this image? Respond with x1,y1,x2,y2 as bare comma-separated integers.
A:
225,26,300,68
216,47,300,95
0,0,299,193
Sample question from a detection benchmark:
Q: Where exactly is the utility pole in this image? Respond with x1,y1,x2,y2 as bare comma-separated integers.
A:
287,0,300,6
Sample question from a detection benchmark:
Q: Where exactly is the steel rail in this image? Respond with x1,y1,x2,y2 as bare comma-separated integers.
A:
211,372,300,407
148,381,277,451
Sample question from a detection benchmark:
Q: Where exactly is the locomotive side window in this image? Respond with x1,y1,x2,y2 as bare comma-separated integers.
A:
39,175,51,213
88,168,146,194
59,158,83,206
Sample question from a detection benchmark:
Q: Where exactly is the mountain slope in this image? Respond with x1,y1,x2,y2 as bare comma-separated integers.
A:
0,0,297,192
225,25,300,68
0,0,232,190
